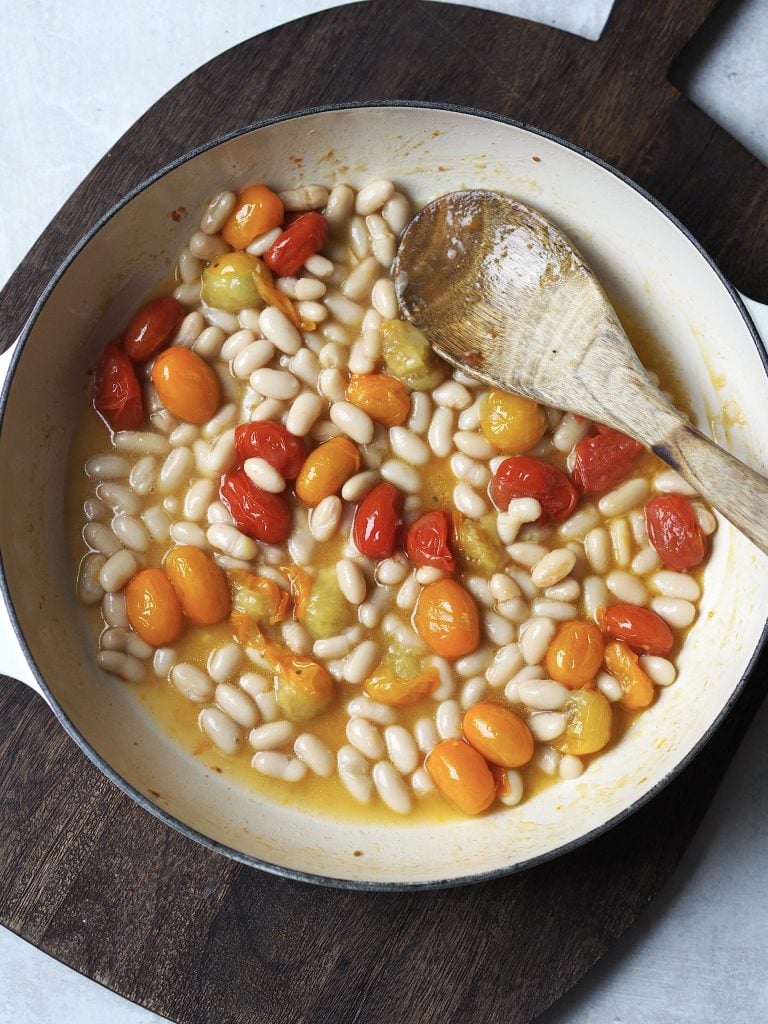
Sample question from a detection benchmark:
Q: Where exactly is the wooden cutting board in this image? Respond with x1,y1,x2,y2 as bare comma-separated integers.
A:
1,2,766,1022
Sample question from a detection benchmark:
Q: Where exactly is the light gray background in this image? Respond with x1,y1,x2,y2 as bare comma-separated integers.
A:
1,1,767,1022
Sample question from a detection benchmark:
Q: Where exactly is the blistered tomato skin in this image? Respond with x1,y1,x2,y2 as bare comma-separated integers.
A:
572,429,644,494
413,579,480,660
164,547,231,625
123,297,184,362
463,702,534,768
345,373,411,426
556,689,613,755
545,620,604,688
93,342,144,432
479,390,547,454
646,494,707,571
151,347,221,424
604,640,655,711
601,604,674,656
263,212,328,277
295,436,361,506
234,421,306,479
220,469,292,544
405,510,455,572
352,482,403,559
200,252,263,312
490,456,578,523
426,738,497,815
125,568,185,646
221,184,284,250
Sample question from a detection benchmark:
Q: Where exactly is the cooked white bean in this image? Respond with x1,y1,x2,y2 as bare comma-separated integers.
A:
158,446,194,493
559,503,600,540
598,478,649,516
252,751,307,782
98,550,137,593
484,611,516,646
650,570,701,601
112,515,150,553
390,426,429,466
559,755,584,780
313,633,353,660
100,626,130,652
214,682,258,728
206,643,243,684
426,657,453,701
279,184,329,210
96,649,144,683
381,459,420,493
342,470,379,502
101,591,128,629
518,678,569,711
221,328,256,362
489,574,521,603
529,711,566,742
395,573,421,612
341,256,379,301
85,454,130,480
199,707,243,755
308,495,342,542
453,430,494,460
436,700,462,739
451,647,489,679
293,277,326,301
534,747,562,776
428,406,454,457
200,190,236,234
381,725,419,776
250,368,300,400
204,307,239,333
460,675,488,710
453,482,487,519
346,696,395,727
206,523,257,561
372,761,412,814
583,576,609,621
128,455,155,496
584,527,611,574
650,597,696,629
317,367,346,402
193,325,226,361
174,310,205,347
114,430,170,456
519,618,557,665
238,671,270,701
294,734,335,776
414,567,446,586
411,767,435,799
653,469,698,496
243,457,285,494
355,179,395,215
507,542,549,569
609,517,632,567
183,479,216,522
96,482,139,516
414,717,439,753
232,340,275,378
189,230,229,260
84,497,109,521
497,498,542,541
366,214,396,265
433,380,472,410
169,423,198,447
250,397,288,423
346,717,385,760
370,277,397,319
259,306,302,355
253,691,279,723
531,548,576,588
284,394,323,439
330,401,374,444
639,655,677,686
496,769,524,806
324,291,364,326
142,505,171,543
607,570,647,606
597,670,623,702
83,521,121,557
170,521,208,548
171,663,214,702
552,413,590,452
246,226,282,256
545,579,580,602
457,395,484,430
486,644,524,687
693,503,717,535
531,599,575,621
153,646,176,677
347,339,376,374
337,745,373,803
407,392,430,434
337,559,367,604
342,640,380,684
249,720,295,750
381,191,411,235
628,545,659,576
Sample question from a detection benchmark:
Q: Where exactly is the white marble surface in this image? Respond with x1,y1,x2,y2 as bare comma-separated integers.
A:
1,1,767,1022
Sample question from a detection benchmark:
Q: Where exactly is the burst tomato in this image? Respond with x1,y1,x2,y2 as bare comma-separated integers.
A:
572,429,644,494
352,482,403,559
123,296,184,362
645,494,707,571
263,212,328,277
221,184,284,250
601,604,674,656
490,455,578,524
220,469,292,544
413,579,480,660
405,510,455,572
93,342,144,431
234,421,306,479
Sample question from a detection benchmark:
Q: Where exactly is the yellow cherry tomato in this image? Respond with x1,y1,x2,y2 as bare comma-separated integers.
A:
380,319,446,391
125,568,184,646
221,184,284,250
345,373,411,426
604,640,656,711
151,347,220,424
479,389,548,453
164,546,231,625
555,689,613,756
200,252,262,312
426,738,497,815
545,620,604,688
463,702,534,768
294,436,361,506
413,579,480,660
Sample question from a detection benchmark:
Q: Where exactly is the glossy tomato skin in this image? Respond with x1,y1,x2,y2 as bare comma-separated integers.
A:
220,469,292,544
353,482,403,559
405,510,455,572
601,604,674,656
646,494,707,571
263,212,328,277
93,342,144,431
490,456,578,524
123,297,184,362
234,421,306,479
572,429,644,494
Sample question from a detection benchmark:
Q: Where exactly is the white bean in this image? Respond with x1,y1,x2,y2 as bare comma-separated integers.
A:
294,734,335,776
85,454,130,480
433,381,472,409
221,328,256,362
243,457,285,494
153,646,176,677
324,292,364,326
531,599,575,621
453,482,487,519
497,498,542,540
170,521,208,548
245,226,282,256
484,611,516,646
381,728,419,779
552,413,590,452
372,761,412,814
560,755,585,780
250,368,300,400
113,431,169,456
453,430,494,460
342,470,379,501
342,256,380,301
342,640,380,684
111,515,150,553
142,505,171,543
98,550,137,593
83,521,121,557
428,406,454,457
545,579,580,602
651,571,701,601
174,310,205,348
486,644,524,687
381,192,411,235
519,618,557,665
215,682,258,728
534,747,562,776
159,446,194,494
654,469,698,496
650,597,696,629
96,482,139,516
407,392,431,434
96,649,143,683
597,670,623,702
208,643,243,684
371,278,398,318
609,518,633,567
337,745,373,803
460,675,488,710
455,647,492,678
607,571,647,606
249,720,295,750
395,573,421,611
199,707,243,755
498,769,524,806
252,751,307,782
639,655,677,686
183,479,216,521
528,711,566,742
284,393,323,437
507,542,549,569
203,307,239,334
193,326,226,361
414,717,439,753
259,307,302,355
381,459,420,493
598,478,650,517
435,700,462,739
531,548,576,588
279,184,329,211
171,663,214,702
583,576,609,621
346,717,385,760
200,190,236,234
206,523,257,561
411,767,435,799
128,455,156,496
559,503,600,540
304,253,335,277
337,559,367,605
585,527,612,574
631,546,662,575
518,678,569,711
347,695,396,726
232,340,275,378
355,179,395,215
294,277,327,301
309,495,342,542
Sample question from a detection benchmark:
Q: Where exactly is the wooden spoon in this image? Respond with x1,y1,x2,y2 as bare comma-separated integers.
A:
394,189,768,555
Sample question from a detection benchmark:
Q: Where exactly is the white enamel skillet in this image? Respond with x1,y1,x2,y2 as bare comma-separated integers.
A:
1,103,767,889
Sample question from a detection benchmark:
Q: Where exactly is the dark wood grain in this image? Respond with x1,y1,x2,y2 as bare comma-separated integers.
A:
1,1,766,1022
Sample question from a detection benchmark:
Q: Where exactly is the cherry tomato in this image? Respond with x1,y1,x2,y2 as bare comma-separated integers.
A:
645,494,707,571
603,640,655,711
413,579,480,660
463,702,534,768
352,482,403,559
364,663,439,706
345,374,411,427
426,738,496,815
93,342,144,431
263,212,328,277
601,604,674,656
405,511,455,572
572,429,644,494
545,620,604,688
490,456,578,524
555,689,613,754
151,346,220,424
164,546,231,625
479,390,547,454
125,568,185,646
295,436,361,506
123,297,184,362
234,421,306,479
220,469,292,544
221,184,285,250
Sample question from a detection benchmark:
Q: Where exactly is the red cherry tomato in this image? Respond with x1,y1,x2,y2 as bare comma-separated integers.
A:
352,482,403,559
646,494,707,571
263,213,329,277
234,421,306,480
601,604,674,656
123,297,184,362
490,456,578,524
93,342,144,431
405,511,455,572
572,429,644,494
219,469,292,544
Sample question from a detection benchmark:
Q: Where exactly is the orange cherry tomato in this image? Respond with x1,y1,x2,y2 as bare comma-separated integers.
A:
124,568,184,646
405,510,455,573
600,604,674,656
279,565,313,620
345,374,411,426
426,738,497,815
646,494,707,571
263,212,328,277
545,620,604,688
221,185,285,250
151,346,221,424
462,702,534,768
234,421,306,479
604,640,655,711
295,436,361,506
490,456,578,523
572,429,644,494
250,256,306,329
93,342,143,431
479,390,547,454
164,546,231,625
363,663,439,706
123,297,184,362
219,469,292,544
352,482,403,559
413,579,480,660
